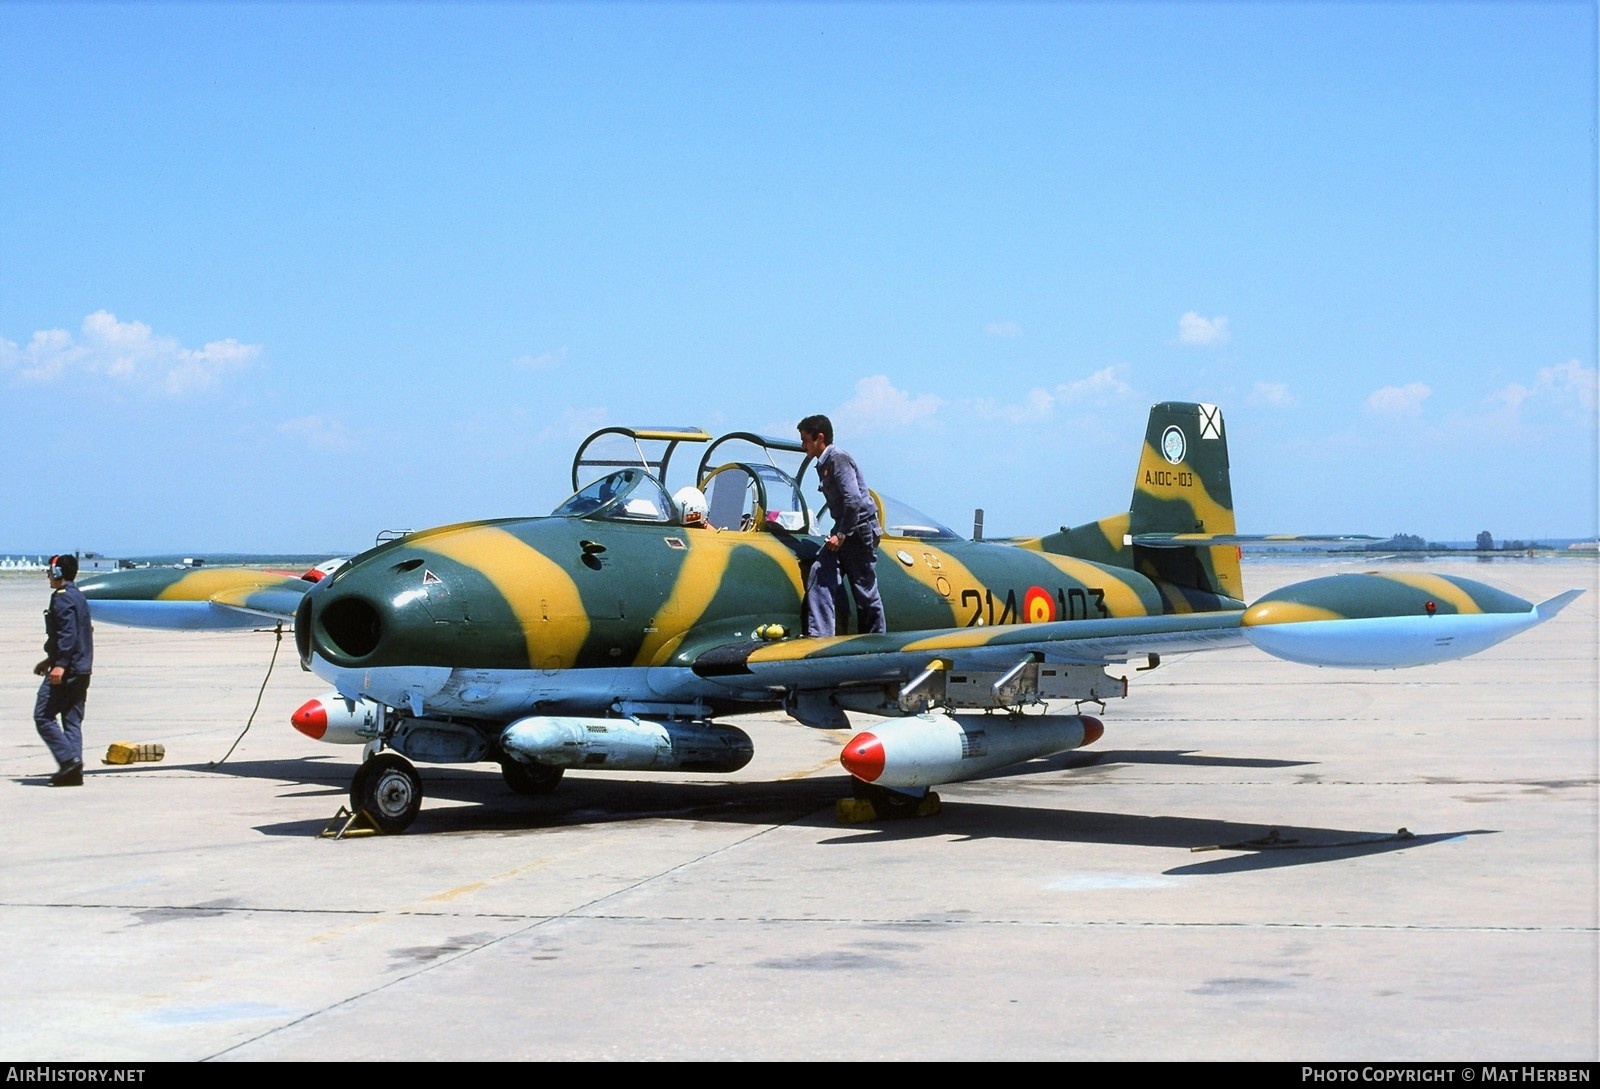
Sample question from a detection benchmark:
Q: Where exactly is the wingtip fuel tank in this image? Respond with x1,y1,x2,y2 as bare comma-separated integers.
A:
1240,572,1580,668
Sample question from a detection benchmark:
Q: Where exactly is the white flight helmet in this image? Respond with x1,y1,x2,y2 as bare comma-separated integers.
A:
674,486,709,525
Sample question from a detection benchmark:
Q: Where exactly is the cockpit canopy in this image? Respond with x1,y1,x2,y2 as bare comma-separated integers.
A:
570,426,711,493
553,424,966,540
700,461,811,532
877,494,961,541
556,425,822,534
549,469,677,524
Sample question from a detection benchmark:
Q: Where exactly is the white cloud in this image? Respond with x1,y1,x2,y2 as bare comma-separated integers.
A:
974,387,1055,423
165,339,258,395
0,310,259,395
964,363,1136,426
1366,382,1432,417
838,375,944,430
1246,381,1295,408
1490,359,1597,416
1055,364,1131,402
1177,310,1230,346
969,367,1131,424
512,347,567,370
984,320,1022,338
278,414,358,453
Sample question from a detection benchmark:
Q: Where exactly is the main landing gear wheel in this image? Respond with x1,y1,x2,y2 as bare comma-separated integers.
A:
351,753,423,834
500,759,564,796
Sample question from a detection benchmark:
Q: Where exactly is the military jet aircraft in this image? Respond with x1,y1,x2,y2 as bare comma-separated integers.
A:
81,403,1582,832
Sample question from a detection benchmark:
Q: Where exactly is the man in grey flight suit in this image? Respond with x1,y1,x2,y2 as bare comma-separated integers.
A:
797,415,886,637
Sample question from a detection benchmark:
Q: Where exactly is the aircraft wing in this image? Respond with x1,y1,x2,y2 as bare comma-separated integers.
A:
691,571,1583,706
78,567,313,630
691,611,1247,693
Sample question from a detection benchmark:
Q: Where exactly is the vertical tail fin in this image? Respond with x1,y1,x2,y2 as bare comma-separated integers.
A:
1128,402,1242,602
1024,402,1243,607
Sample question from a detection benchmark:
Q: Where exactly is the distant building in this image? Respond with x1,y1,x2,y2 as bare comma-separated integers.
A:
0,551,131,573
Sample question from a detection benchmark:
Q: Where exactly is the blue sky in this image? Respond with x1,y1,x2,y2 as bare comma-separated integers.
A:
2,2,1595,554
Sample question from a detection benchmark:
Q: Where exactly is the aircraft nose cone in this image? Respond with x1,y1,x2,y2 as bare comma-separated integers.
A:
839,731,886,782
1080,715,1104,746
291,698,328,740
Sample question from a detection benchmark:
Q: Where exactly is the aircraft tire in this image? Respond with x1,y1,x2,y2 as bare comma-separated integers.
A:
351,753,423,834
500,759,564,796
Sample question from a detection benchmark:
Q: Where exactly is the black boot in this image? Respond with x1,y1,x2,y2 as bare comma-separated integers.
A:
49,760,83,787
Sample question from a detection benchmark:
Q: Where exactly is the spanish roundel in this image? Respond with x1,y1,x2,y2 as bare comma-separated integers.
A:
1023,586,1056,623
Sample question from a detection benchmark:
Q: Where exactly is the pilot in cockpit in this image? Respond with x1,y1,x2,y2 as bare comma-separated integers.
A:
674,486,713,530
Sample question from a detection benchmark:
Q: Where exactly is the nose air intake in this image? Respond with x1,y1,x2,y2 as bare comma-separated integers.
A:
317,595,384,660
295,594,313,665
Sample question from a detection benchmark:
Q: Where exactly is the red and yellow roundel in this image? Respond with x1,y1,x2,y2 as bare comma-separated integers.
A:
1023,586,1056,623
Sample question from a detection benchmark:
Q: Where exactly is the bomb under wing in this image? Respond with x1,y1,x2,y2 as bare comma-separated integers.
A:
841,712,1104,789
501,715,754,773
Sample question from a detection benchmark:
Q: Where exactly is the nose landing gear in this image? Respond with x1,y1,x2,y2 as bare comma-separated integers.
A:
350,752,423,833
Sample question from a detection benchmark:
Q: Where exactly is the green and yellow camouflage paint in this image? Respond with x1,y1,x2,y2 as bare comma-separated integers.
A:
76,404,1583,836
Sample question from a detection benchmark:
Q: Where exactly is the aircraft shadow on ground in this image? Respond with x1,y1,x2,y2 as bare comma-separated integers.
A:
818,797,1493,872
255,769,852,839
984,748,1315,778
190,756,1494,872
21,746,1300,794
11,756,355,792
1160,829,1490,875
109,755,355,791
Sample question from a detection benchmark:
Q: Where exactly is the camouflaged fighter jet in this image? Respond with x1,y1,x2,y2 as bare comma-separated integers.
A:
80,403,1582,833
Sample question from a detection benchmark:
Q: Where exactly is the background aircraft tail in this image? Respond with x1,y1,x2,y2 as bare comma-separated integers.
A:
1026,401,1245,609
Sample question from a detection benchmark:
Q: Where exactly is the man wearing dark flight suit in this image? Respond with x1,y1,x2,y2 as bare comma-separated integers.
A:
34,553,93,787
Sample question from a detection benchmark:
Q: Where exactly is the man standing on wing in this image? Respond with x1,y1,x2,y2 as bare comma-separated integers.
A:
797,415,886,637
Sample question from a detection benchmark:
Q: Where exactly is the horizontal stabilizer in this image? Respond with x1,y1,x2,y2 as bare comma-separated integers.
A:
1536,589,1585,620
